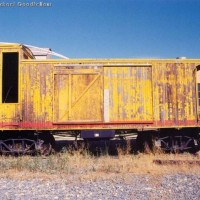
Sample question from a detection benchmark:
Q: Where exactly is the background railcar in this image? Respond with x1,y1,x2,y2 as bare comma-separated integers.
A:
0,43,199,154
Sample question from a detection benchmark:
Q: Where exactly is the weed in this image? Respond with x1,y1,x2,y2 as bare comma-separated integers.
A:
0,150,199,181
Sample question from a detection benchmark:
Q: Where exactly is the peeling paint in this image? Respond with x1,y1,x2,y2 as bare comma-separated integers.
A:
0,44,199,130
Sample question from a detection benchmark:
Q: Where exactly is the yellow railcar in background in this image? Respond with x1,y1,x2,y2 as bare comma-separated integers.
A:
0,43,199,154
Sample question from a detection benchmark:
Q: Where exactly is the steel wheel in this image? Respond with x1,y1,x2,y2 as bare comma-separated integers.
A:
37,132,55,156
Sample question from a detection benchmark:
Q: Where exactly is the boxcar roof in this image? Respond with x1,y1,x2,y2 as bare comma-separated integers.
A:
0,43,200,63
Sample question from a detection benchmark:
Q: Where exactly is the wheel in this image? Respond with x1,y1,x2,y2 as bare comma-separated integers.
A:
196,136,200,152
136,132,156,153
39,143,52,156
37,132,56,156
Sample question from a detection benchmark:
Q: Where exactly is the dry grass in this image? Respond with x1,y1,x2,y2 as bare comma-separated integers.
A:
0,148,199,181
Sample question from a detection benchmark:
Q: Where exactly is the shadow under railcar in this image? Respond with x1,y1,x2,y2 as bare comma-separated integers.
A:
54,135,137,156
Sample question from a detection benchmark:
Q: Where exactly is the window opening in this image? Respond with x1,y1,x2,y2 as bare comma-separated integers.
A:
2,52,19,103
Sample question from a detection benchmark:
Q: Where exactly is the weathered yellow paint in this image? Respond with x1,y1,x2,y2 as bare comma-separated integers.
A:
0,43,199,130
104,66,153,122
152,62,196,125
21,63,53,124
53,69,103,122
54,74,69,122
0,48,21,126
70,73,102,121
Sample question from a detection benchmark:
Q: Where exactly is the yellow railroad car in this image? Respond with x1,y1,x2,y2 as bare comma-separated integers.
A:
0,43,199,154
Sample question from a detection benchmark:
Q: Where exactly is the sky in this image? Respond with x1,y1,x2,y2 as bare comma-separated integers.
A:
0,0,200,58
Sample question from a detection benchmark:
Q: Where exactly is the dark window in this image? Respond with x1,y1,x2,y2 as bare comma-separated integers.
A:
2,52,19,103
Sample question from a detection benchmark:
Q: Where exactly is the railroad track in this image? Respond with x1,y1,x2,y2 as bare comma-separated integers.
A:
153,159,200,165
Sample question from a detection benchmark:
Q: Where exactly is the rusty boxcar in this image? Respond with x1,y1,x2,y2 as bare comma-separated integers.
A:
0,43,199,154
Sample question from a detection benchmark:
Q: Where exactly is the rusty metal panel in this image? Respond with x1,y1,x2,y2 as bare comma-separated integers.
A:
53,69,103,122
104,66,153,122
21,63,53,128
153,63,196,126
197,68,200,117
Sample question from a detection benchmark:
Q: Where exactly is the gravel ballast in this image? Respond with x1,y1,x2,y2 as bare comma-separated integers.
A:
0,174,199,200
